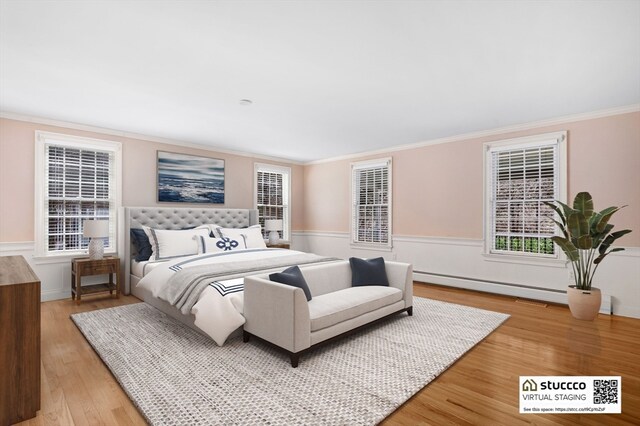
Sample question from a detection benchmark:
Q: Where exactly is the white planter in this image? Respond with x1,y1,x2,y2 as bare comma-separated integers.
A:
567,286,601,321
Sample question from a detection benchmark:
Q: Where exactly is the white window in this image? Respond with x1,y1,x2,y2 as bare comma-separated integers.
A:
35,131,122,257
484,131,567,258
254,163,290,241
351,158,392,248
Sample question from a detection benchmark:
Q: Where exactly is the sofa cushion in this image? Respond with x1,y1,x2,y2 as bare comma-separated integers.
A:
349,257,389,287
308,286,402,332
270,265,313,301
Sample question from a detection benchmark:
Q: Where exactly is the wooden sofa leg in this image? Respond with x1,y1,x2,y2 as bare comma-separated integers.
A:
290,353,300,368
407,306,413,316
243,330,251,343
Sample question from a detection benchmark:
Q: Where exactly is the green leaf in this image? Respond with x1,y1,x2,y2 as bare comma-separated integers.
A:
591,223,614,248
573,192,594,218
595,205,626,233
588,211,603,232
594,247,625,265
576,235,593,250
568,212,589,239
556,201,576,222
551,236,579,261
543,201,567,226
551,219,569,239
599,229,632,255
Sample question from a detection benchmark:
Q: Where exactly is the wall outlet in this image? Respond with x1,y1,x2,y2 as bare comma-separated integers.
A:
568,269,575,281
392,253,397,260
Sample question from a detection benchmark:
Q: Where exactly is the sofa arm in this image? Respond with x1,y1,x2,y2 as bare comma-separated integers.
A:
244,275,311,353
384,261,413,309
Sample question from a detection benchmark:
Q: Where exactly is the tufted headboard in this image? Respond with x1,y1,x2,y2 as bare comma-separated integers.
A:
120,207,259,294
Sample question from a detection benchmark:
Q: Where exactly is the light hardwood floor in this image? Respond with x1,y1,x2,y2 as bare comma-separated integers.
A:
17,283,640,425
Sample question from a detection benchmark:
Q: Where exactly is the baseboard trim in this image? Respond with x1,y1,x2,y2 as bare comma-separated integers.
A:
41,290,69,302
416,270,569,293
414,271,612,315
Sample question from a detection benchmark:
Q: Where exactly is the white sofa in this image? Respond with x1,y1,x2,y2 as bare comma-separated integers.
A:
243,260,413,367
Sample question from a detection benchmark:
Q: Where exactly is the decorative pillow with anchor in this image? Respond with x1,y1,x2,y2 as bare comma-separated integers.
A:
195,235,245,253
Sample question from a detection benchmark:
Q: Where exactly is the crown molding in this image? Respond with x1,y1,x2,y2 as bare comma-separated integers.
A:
2,103,637,167
0,111,304,165
305,104,640,165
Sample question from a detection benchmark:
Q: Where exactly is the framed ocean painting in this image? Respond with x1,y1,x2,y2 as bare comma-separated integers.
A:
157,151,225,204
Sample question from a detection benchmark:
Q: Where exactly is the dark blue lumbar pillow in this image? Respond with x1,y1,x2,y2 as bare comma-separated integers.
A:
269,265,312,301
130,228,153,261
349,257,389,287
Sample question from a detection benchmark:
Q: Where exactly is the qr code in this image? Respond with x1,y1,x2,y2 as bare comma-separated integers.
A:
593,379,619,404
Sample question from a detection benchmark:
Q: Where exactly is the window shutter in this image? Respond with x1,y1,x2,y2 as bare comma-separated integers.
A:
351,159,391,246
44,143,115,254
490,144,557,256
255,164,290,240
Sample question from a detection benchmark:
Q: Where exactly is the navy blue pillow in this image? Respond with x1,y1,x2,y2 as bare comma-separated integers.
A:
269,266,312,301
349,257,389,287
130,228,153,261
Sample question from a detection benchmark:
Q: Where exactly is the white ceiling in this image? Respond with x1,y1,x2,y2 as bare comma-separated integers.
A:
1,1,639,162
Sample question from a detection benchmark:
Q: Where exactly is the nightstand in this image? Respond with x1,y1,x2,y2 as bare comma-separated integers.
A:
267,243,290,249
71,256,121,304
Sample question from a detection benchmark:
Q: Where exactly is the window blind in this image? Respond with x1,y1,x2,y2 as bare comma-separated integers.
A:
352,159,391,246
256,167,289,240
45,144,115,254
490,144,557,256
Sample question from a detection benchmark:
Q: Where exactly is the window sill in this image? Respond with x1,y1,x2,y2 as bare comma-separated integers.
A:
482,253,568,268
350,243,393,252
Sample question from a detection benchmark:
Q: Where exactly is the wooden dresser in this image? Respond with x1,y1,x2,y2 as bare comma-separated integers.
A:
0,256,41,425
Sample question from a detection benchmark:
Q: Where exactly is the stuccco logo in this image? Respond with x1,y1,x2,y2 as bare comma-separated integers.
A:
540,381,586,391
522,378,587,392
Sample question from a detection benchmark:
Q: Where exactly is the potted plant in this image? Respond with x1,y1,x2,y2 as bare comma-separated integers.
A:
545,192,631,320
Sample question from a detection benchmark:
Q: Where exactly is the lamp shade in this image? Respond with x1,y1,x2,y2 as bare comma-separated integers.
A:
83,219,109,238
264,219,283,231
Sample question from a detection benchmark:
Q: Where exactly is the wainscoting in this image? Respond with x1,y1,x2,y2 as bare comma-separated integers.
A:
2,236,638,318
0,242,114,302
291,231,639,319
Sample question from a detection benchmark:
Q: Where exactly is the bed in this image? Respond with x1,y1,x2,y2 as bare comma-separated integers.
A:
120,207,337,345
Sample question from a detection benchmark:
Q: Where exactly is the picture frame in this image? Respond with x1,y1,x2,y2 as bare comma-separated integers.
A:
157,151,225,204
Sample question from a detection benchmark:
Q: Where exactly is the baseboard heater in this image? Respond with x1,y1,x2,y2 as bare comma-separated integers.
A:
413,270,612,315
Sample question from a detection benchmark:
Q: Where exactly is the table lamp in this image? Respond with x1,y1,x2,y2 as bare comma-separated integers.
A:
264,219,283,245
83,219,109,260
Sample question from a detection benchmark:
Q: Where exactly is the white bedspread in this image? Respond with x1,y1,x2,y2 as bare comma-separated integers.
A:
131,259,167,278
136,249,336,346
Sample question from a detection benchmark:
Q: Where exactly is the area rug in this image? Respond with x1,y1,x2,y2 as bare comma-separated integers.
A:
71,297,509,425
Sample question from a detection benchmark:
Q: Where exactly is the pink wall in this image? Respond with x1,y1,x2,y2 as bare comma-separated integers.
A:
303,111,640,247
2,112,638,247
0,118,304,242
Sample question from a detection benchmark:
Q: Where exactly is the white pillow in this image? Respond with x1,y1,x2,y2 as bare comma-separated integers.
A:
206,224,222,237
143,226,210,261
216,224,267,249
196,235,246,253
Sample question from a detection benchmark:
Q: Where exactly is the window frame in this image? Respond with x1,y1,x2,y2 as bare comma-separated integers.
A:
254,162,291,242
483,131,567,263
34,131,122,258
350,157,393,251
